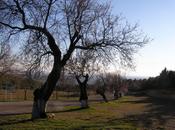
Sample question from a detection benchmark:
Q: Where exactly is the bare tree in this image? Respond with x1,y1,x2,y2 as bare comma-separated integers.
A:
95,74,108,102
66,50,99,108
111,74,124,99
95,72,127,100
104,73,128,100
0,0,148,119
75,74,89,108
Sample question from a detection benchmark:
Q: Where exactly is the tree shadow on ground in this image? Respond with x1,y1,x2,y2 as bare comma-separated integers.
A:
0,118,32,126
56,107,89,113
118,93,175,129
0,107,89,127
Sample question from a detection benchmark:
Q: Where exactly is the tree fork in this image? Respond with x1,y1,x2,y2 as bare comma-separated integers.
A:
76,74,89,108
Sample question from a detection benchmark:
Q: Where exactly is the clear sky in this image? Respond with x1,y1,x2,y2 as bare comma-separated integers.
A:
111,0,175,77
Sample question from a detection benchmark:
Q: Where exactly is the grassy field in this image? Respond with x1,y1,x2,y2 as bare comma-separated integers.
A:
1,94,174,130
0,96,138,130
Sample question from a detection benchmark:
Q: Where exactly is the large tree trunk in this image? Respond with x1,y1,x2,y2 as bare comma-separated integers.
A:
32,96,47,119
32,56,62,119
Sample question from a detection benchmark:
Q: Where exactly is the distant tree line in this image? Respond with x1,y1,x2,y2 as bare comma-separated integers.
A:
0,71,129,102
128,68,175,91
0,73,42,90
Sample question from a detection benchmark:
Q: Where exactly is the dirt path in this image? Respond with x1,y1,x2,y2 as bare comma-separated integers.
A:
0,95,103,115
0,100,80,115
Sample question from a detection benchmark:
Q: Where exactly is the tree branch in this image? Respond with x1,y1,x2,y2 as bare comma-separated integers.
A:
0,22,25,30
76,75,82,84
61,33,81,66
36,51,53,65
75,45,93,50
44,0,53,28
13,0,60,57
83,74,89,84
13,0,26,26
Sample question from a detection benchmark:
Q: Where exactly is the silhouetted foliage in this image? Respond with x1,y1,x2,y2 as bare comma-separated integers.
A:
130,68,175,91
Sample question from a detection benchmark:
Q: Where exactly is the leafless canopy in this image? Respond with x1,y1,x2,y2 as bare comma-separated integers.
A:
0,0,148,72
66,50,99,78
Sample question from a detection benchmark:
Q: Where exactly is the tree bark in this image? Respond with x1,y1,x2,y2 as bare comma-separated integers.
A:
32,97,47,119
76,74,89,108
114,90,119,100
24,89,27,100
96,87,108,102
79,84,88,108
32,56,62,119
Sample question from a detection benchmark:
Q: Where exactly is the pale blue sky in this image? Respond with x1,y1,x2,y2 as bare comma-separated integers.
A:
111,0,175,77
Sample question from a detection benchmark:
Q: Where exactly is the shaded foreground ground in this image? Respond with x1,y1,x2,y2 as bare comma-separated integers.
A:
0,94,175,130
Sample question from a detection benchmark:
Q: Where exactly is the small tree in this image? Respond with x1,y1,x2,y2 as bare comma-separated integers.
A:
95,74,108,102
75,74,89,108
98,72,127,100
112,74,123,99
66,50,99,108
